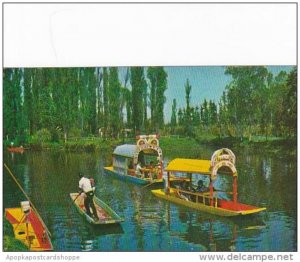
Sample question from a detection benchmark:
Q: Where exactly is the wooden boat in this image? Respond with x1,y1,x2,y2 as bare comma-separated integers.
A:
104,135,165,185
5,201,53,251
70,193,124,225
152,148,266,217
7,146,25,153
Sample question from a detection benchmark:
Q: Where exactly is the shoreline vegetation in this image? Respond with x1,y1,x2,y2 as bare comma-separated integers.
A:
4,66,296,159
4,136,296,158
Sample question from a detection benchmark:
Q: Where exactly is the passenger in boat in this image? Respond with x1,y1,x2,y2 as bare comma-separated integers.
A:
78,173,99,221
147,161,156,181
136,162,144,178
179,181,194,201
128,160,134,169
196,180,209,193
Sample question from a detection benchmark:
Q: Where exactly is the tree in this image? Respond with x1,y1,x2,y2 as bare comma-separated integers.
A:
170,99,177,132
23,68,34,136
108,68,122,138
147,67,168,130
102,68,109,136
131,67,146,133
184,79,193,136
178,108,184,126
224,66,269,139
96,68,103,132
3,68,23,142
208,100,218,125
284,67,297,136
201,99,209,128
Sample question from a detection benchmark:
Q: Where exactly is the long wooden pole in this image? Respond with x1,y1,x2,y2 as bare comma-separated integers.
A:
67,193,81,213
4,163,52,237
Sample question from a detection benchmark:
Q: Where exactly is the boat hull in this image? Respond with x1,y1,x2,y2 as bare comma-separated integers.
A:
70,193,124,225
7,147,25,153
104,166,162,185
5,207,53,251
151,189,266,217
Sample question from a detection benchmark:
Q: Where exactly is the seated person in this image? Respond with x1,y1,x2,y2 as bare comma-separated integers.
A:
135,162,144,178
147,161,157,180
196,180,209,193
178,181,194,201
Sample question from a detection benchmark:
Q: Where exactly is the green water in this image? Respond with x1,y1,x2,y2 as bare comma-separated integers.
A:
3,145,297,251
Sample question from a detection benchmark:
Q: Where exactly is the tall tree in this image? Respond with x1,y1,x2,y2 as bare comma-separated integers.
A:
130,67,146,133
284,67,297,136
147,67,168,131
108,68,122,138
3,68,23,142
184,79,193,136
96,68,103,132
23,68,34,136
225,66,269,139
170,99,177,132
102,68,109,136
123,69,132,129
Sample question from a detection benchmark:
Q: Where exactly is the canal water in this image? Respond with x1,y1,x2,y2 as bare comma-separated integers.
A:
3,145,297,252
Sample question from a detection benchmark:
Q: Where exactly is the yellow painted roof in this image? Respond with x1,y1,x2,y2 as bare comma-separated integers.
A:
165,158,211,174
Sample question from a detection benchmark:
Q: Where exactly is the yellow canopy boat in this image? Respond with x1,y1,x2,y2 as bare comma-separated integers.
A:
152,148,266,217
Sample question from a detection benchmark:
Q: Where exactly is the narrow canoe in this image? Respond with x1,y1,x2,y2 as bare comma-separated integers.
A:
151,189,266,217
7,146,25,153
5,207,53,251
70,193,124,225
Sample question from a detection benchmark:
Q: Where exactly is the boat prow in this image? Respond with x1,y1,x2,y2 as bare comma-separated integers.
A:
7,146,25,153
5,205,53,251
70,193,124,225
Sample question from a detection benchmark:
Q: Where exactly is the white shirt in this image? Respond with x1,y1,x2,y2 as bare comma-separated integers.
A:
136,163,143,176
79,177,92,193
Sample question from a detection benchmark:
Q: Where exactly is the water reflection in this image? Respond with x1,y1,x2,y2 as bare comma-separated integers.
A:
3,146,297,251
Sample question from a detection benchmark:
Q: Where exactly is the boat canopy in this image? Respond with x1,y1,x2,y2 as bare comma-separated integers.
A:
165,158,211,174
113,144,137,158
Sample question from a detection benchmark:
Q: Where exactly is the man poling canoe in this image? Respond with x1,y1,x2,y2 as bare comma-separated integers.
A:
78,173,99,222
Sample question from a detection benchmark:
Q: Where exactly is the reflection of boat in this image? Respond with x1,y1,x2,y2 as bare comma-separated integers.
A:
7,146,25,153
70,193,124,225
80,223,124,251
104,135,164,185
5,201,53,251
164,202,266,251
152,148,266,217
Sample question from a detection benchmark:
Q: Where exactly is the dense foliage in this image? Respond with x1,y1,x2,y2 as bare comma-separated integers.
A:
172,66,297,141
3,66,296,145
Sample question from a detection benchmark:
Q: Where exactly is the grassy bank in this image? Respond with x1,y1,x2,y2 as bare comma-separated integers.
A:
4,135,296,157
3,217,28,251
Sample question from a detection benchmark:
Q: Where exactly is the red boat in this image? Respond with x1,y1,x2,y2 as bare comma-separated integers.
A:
5,201,53,251
7,146,25,153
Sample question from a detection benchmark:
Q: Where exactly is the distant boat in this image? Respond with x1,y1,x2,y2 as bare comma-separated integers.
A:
104,134,165,185
152,148,266,217
70,193,124,225
5,201,53,251
7,146,25,153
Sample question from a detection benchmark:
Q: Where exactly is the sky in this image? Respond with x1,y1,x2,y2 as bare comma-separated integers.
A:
119,66,293,122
